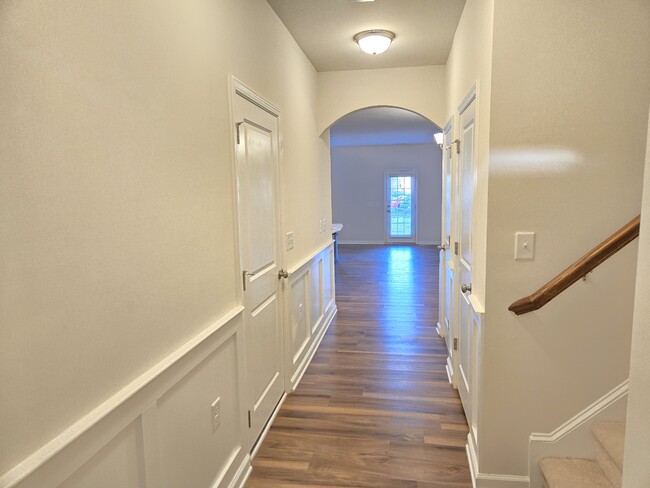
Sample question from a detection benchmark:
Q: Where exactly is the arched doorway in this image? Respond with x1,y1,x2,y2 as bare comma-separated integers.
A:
328,106,443,246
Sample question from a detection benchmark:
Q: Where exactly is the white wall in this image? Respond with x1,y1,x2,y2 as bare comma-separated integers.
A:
331,144,442,245
0,0,331,483
623,109,650,488
317,66,447,133
445,0,494,308
478,0,650,478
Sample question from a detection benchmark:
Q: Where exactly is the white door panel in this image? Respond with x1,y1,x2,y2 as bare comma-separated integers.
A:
234,87,284,446
456,89,477,425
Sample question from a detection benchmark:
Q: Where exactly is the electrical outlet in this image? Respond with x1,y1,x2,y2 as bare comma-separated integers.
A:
211,397,221,431
286,231,294,251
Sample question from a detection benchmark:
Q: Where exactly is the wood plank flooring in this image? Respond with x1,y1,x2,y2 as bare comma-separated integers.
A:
246,244,472,487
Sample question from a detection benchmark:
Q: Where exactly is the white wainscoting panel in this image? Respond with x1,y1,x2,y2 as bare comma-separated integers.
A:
3,245,339,488
286,242,337,391
290,275,310,364
1,307,250,488
57,420,143,488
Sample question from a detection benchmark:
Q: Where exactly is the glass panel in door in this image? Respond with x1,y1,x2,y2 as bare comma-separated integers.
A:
387,175,415,240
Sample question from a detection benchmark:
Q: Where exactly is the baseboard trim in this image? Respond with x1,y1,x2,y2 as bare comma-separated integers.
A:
466,433,529,488
338,240,385,245
528,379,629,488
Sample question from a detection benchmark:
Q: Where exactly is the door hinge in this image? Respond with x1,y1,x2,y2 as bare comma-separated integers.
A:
454,242,459,255
247,410,251,428
235,122,243,144
453,338,459,351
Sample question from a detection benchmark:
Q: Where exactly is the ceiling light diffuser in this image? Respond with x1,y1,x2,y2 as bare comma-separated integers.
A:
354,30,395,55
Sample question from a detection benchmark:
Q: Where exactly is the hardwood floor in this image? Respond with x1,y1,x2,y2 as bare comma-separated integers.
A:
246,244,472,487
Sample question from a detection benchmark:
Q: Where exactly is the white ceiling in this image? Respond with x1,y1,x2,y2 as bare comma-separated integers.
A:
266,0,467,72
330,106,441,147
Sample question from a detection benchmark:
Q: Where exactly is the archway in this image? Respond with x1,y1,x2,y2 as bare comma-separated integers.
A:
328,106,443,247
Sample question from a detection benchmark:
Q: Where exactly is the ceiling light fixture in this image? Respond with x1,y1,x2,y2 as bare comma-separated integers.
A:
354,30,395,55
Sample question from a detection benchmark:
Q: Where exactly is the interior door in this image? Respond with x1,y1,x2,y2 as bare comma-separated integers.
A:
456,91,477,421
440,121,456,377
233,88,284,447
385,171,417,243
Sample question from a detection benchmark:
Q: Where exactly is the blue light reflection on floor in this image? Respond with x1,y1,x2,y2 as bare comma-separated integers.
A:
382,246,422,354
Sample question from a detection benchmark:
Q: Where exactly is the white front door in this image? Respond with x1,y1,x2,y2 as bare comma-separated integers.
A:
456,90,477,423
233,84,285,447
385,171,417,243
440,120,456,380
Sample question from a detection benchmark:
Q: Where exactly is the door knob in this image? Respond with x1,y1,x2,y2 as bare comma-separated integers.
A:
461,283,472,294
278,269,289,279
437,244,448,251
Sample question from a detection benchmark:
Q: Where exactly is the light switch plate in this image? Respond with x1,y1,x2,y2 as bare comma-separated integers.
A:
515,232,535,260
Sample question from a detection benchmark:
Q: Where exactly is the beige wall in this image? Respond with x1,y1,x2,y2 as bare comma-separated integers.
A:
317,66,447,133
623,109,650,488
445,0,494,307
331,144,442,245
479,0,650,476
0,0,330,476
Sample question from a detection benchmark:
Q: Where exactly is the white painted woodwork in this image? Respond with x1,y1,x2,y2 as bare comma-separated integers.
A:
285,243,338,391
456,87,477,423
529,381,629,488
232,85,284,446
440,118,456,380
1,239,336,488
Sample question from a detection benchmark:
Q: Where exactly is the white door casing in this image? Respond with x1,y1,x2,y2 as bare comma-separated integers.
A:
231,79,285,449
440,118,457,382
456,86,477,429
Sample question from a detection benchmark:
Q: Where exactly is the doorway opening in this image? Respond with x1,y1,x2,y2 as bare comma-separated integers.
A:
328,106,442,246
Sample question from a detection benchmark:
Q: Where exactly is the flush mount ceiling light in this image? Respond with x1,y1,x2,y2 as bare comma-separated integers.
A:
354,30,395,55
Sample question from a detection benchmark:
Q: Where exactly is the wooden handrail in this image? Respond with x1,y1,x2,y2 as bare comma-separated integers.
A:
508,215,641,315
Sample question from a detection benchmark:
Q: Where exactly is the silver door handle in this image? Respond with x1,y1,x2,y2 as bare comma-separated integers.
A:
278,269,289,279
437,244,448,251
461,283,472,294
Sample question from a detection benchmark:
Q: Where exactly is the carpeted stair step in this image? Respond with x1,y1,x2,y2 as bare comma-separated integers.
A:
539,457,612,488
591,421,625,488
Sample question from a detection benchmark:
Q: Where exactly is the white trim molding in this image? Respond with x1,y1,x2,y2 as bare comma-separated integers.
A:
1,307,250,488
528,380,629,488
284,241,338,392
467,434,529,488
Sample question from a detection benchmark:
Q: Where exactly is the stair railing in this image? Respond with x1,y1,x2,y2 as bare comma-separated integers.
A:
508,215,641,315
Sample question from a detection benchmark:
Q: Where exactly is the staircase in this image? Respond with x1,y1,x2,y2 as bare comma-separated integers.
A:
539,421,625,488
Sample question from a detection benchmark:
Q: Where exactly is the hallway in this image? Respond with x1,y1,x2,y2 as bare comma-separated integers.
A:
246,245,472,487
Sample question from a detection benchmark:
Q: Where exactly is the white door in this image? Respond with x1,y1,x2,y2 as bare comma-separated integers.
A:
456,90,477,422
385,171,417,243
440,120,456,378
233,85,285,446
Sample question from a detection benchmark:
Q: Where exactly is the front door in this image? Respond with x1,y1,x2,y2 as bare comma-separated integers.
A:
233,84,285,447
456,90,477,423
385,171,417,243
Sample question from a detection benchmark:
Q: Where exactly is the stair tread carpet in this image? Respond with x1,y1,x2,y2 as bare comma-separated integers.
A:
591,421,625,469
539,458,612,488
